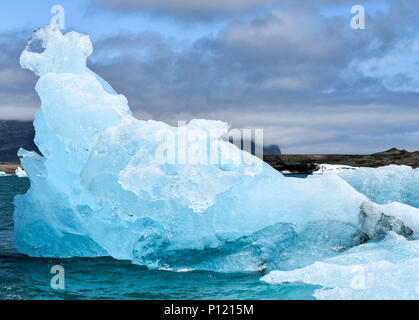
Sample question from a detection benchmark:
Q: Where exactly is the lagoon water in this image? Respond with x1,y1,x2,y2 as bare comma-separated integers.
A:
0,176,317,300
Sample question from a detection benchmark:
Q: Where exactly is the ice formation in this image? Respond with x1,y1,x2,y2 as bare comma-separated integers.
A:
0,171,7,177
338,165,419,209
13,26,419,289
261,232,419,299
15,167,28,178
313,164,358,175
312,165,419,208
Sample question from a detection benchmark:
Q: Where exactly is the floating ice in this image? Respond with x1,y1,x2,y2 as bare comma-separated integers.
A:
338,165,419,209
360,201,418,239
313,164,358,175
261,232,419,299
0,171,7,177
312,164,419,209
13,27,419,277
15,167,28,178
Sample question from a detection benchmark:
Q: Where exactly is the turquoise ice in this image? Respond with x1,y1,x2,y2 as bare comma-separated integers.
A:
261,232,419,299
338,165,419,208
13,27,419,285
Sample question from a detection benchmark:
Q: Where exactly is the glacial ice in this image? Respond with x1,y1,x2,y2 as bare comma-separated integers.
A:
13,26,419,282
338,165,419,209
313,164,359,175
15,167,28,178
312,165,419,209
261,232,419,299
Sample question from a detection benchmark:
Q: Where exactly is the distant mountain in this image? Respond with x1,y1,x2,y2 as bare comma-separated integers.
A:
228,137,281,155
0,121,39,162
263,144,282,155
372,148,409,156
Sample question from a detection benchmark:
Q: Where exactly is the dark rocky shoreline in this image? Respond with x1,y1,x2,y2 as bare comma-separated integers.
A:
263,148,419,175
0,162,20,175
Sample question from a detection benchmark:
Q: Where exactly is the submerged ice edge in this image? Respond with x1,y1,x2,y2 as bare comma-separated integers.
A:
261,232,419,300
12,26,419,282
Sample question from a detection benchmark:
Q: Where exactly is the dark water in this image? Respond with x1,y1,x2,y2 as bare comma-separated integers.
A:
284,174,310,178
0,176,317,300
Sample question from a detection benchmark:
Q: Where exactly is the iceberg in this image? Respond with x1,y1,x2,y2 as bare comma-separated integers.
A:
261,232,419,299
15,167,28,178
312,164,419,208
313,164,359,175
13,26,419,276
338,165,419,209
0,171,7,177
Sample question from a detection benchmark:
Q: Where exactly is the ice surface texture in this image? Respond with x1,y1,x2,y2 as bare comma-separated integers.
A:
338,165,419,209
14,27,419,283
15,167,28,178
313,164,358,175
262,232,419,299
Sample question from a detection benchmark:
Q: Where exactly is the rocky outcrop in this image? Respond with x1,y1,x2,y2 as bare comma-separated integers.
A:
264,148,419,175
262,158,319,174
0,162,20,175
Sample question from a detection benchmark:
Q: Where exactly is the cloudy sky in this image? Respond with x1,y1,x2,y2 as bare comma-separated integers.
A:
1,0,419,153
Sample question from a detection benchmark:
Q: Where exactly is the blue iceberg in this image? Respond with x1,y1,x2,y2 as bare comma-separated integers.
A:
13,26,419,282
338,165,419,209
262,232,419,299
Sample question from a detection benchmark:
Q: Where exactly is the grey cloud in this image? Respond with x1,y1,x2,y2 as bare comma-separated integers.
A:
97,0,273,12
91,0,415,25
89,5,416,110
92,0,277,21
132,103,419,154
0,30,40,121
87,3,419,152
